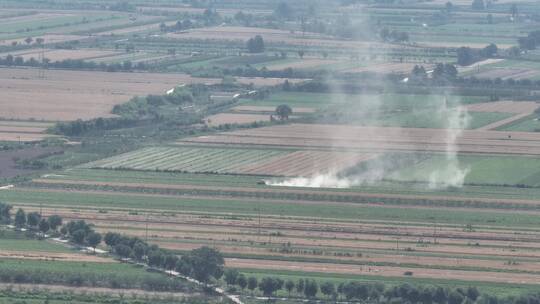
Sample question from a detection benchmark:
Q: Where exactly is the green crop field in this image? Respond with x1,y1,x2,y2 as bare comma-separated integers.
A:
387,154,540,187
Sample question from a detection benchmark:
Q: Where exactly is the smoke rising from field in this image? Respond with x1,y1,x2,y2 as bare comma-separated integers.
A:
266,16,470,189
268,93,471,189
427,102,471,189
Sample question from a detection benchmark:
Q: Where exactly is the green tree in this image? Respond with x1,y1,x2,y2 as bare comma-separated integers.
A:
188,246,224,283
104,232,121,247
320,281,335,299
163,254,179,271
133,242,147,261
86,232,102,253
247,35,265,53
14,209,26,229
147,250,164,267
26,212,41,229
237,274,247,291
0,202,12,223
472,0,484,10
247,277,258,294
296,279,305,294
115,244,133,259
298,50,305,59
274,2,293,20
275,104,293,120
24,37,33,45
304,279,318,298
47,215,62,231
38,219,50,235
258,277,281,297
285,280,295,296
71,229,86,245
224,269,239,286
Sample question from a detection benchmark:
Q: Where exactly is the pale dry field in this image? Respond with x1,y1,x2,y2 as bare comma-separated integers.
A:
466,101,539,114
232,105,316,113
0,34,84,46
205,113,271,126
0,49,120,62
168,26,396,50
0,68,219,121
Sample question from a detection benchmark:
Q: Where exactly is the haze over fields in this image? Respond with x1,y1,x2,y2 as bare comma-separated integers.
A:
0,1,540,304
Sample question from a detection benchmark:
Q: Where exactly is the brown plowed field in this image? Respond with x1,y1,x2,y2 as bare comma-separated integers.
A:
182,123,540,155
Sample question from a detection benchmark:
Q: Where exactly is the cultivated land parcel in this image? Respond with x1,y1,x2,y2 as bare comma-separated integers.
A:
1,0,540,303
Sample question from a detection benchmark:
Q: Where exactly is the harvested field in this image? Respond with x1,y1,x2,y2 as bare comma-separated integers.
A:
168,26,395,50
474,68,540,80
0,34,85,46
264,59,340,71
232,105,316,114
235,76,307,87
0,68,219,121
0,250,110,263
0,49,120,62
182,123,540,155
465,101,539,114
342,62,424,74
227,258,540,285
205,113,271,126
0,120,52,142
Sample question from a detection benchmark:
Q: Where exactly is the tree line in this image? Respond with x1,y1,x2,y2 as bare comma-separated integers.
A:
1,203,225,288
0,55,148,72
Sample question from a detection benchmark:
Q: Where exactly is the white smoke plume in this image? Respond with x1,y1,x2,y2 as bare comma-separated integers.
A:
427,101,471,189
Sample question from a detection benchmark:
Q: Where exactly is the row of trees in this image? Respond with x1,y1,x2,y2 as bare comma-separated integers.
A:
224,272,484,303
103,232,224,284
10,208,62,237
380,28,410,43
3,204,225,286
518,30,540,51
0,55,147,72
456,44,498,66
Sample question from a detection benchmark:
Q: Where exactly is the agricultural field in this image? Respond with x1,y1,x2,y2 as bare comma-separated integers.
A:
1,0,540,303
0,68,219,122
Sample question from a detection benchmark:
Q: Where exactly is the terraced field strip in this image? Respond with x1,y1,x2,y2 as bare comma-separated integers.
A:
227,258,540,285
182,123,540,155
84,146,290,174
29,178,540,209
